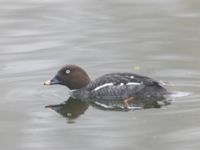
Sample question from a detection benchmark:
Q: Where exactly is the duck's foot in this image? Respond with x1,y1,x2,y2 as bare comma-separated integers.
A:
123,97,134,108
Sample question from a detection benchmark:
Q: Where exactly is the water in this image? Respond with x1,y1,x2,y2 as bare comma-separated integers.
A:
1,0,200,149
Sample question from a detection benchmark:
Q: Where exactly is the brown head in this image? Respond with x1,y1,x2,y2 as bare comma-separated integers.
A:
44,65,91,89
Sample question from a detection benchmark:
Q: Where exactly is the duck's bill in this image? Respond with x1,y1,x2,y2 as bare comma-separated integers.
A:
44,76,62,85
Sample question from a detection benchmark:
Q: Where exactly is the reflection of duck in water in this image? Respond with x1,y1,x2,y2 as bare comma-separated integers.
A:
44,64,171,109
45,97,89,121
89,96,169,111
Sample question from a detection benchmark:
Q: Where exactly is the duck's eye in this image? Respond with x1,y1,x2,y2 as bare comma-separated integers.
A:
65,69,71,74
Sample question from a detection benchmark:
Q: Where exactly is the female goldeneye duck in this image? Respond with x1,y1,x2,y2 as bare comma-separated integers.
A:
44,64,169,108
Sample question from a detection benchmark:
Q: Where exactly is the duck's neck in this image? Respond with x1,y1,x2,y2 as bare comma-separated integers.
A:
70,87,90,99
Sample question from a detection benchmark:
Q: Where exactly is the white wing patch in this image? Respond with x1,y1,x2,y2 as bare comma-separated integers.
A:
94,82,142,91
126,82,142,85
94,83,114,91
119,83,124,86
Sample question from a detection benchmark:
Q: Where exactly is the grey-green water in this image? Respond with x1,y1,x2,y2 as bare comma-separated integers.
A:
1,0,200,150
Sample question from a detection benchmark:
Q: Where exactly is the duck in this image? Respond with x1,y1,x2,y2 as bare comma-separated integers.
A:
44,64,169,108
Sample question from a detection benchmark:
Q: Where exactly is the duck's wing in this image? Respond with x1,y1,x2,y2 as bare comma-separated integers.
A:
85,73,164,100
87,73,159,91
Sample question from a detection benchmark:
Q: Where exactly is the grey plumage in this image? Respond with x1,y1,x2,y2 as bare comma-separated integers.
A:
72,73,168,101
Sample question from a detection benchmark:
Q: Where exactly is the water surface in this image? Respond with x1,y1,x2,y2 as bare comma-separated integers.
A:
1,0,200,150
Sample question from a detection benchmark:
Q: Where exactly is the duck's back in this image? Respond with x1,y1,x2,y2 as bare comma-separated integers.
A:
86,73,168,100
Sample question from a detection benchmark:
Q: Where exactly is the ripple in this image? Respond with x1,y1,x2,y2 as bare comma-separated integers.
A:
170,91,191,98
165,127,200,142
1,39,63,54
1,59,60,75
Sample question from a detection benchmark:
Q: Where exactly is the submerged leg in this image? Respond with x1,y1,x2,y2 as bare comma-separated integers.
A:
123,97,134,108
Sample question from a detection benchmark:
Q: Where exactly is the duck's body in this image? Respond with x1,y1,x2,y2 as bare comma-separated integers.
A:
71,72,167,100
44,65,169,108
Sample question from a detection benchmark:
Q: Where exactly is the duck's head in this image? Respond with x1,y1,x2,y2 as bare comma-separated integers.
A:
44,65,91,90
